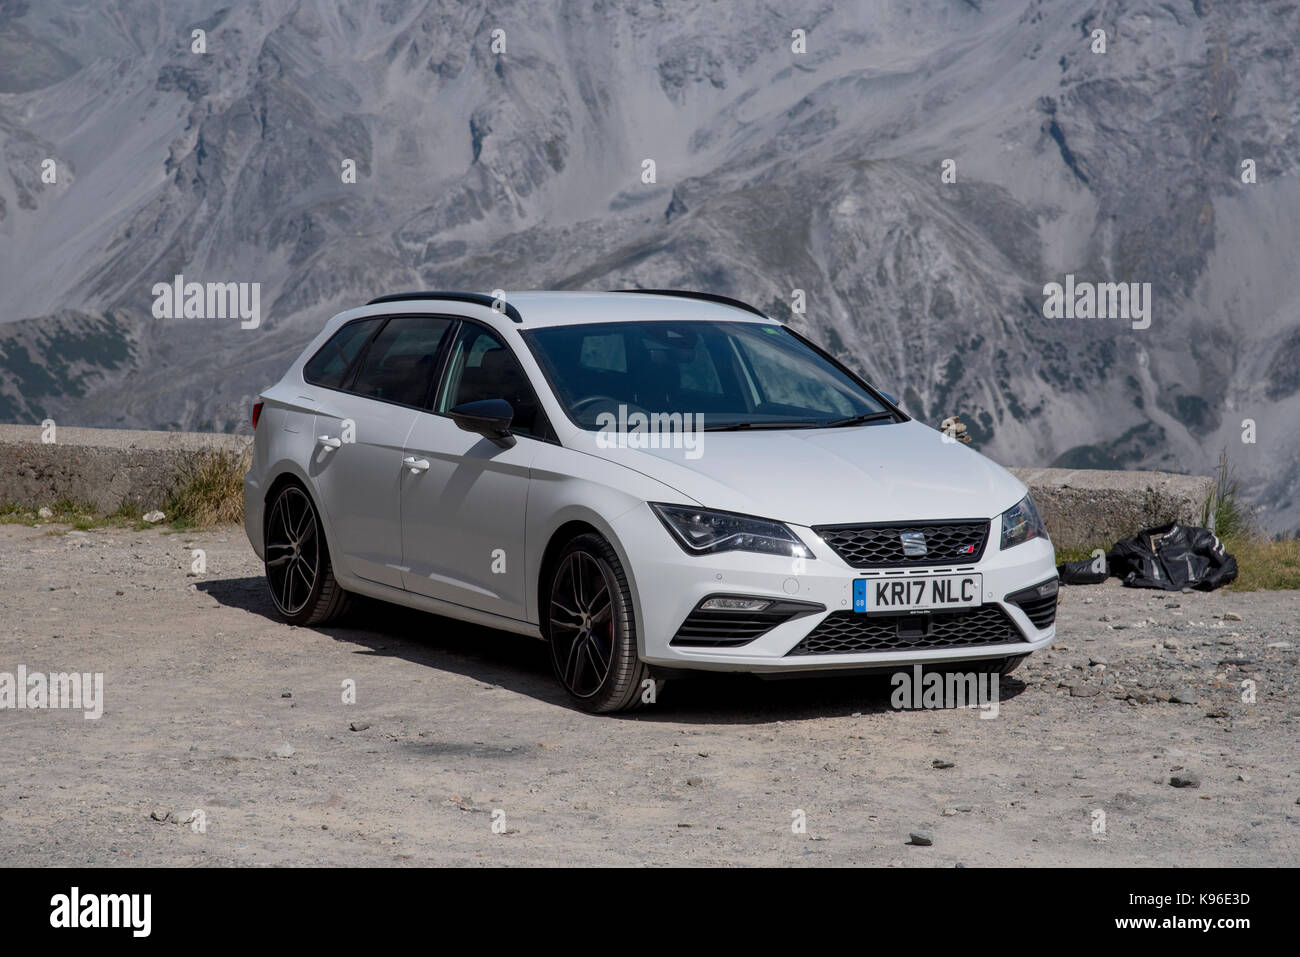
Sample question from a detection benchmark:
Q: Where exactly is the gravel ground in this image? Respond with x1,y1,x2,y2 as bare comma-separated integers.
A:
1,522,1296,866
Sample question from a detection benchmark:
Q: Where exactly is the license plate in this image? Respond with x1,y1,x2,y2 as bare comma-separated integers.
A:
854,574,982,612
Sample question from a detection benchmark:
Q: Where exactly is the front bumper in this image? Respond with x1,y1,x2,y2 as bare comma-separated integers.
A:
611,504,1057,673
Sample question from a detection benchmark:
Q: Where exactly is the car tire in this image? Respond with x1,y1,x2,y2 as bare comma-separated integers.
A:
544,533,656,714
999,654,1028,676
264,482,350,626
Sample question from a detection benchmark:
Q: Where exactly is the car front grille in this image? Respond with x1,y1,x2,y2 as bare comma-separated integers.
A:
785,604,1025,656
813,520,990,568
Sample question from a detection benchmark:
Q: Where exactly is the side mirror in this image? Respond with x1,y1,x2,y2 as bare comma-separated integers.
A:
449,398,516,448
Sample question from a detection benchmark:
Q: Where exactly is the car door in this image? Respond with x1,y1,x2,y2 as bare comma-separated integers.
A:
400,320,545,621
311,314,454,588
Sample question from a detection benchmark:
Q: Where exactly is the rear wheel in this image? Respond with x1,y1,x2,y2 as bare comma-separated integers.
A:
264,483,350,626
544,534,656,713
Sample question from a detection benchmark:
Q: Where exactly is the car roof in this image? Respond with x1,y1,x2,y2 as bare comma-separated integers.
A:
368,290,779,329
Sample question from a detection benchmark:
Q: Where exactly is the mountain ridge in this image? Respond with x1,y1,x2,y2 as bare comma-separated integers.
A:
0,0,1297,530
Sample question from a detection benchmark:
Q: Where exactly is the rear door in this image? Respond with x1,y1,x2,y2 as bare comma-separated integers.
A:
400,321,545,620
310,314,454,588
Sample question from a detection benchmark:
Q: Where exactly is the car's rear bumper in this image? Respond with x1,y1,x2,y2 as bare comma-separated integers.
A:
243,472,265,560
611,503,1057,673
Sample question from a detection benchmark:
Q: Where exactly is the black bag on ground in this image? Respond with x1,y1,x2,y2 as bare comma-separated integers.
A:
1104,522,1238,591
1056,558,1108,585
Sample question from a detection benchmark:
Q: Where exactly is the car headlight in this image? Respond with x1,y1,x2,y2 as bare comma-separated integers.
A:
651,504,813,558
999,494,1048,550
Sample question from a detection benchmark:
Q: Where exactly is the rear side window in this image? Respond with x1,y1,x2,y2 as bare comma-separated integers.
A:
303,318,382,388
350,315,455,407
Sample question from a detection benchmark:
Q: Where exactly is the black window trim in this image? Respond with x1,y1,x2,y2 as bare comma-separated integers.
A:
428,316,559,445
302,315,387,392
339,316,392,393
301,313,558,443
303,313,456,413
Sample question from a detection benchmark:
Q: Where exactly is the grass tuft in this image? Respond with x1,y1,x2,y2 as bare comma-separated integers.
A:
163,449,249,529
1227,537,1300,591
1202,448,1252,544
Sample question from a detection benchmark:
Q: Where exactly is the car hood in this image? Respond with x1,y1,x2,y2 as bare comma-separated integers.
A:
571,420,1026,527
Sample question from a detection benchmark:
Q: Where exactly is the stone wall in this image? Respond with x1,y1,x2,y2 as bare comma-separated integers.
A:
0,424,250,514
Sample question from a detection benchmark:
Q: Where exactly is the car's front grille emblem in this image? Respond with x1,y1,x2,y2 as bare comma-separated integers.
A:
899,531,928,557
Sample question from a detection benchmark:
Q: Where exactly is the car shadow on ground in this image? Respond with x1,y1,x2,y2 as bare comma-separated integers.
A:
198,576,1027,724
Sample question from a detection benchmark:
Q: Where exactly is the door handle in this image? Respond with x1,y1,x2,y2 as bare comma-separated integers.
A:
403,456,430,474
317,435,342,450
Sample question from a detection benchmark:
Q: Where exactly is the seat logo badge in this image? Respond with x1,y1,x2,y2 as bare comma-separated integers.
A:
900,531,928,557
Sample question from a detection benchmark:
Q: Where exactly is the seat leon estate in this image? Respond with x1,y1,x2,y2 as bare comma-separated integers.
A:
244,290,1059,713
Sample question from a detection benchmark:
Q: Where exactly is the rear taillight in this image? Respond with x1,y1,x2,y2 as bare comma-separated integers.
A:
252,401,264,429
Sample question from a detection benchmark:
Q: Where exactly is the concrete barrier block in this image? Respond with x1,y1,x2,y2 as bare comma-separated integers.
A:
1008,466,1215,551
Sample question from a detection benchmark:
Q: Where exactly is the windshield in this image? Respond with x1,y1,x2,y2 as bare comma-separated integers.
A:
521,320,894,430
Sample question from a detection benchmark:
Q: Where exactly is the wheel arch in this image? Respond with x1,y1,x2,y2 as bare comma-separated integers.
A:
260,464,342,574
536,520,602,640
263,468,311,534
535,513,640,648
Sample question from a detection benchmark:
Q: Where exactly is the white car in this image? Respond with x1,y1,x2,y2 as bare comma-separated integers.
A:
244,290,1058,712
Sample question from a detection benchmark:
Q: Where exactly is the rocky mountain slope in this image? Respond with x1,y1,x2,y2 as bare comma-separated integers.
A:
1,0,1297,531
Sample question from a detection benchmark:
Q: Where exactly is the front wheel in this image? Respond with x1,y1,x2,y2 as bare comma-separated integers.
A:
544,534,656,713
264,483,350,626
998,654,1028,676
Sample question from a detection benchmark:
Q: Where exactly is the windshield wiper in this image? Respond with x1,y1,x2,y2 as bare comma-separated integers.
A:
701,420,824,431
822,410,896,428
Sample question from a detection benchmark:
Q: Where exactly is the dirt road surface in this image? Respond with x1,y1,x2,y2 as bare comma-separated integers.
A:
1,523,1296,866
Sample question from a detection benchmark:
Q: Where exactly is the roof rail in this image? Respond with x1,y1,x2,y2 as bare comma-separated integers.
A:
612,289,768,319
366,291,523,324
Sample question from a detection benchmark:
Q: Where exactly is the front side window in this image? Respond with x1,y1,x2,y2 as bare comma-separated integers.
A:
349,315,454,407
523,320,891,430
436,324,544,437
303,317,383,388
